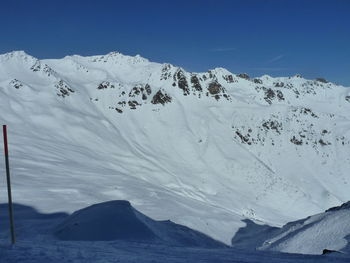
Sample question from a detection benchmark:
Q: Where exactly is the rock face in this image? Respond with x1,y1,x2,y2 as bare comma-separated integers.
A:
151,90,172,105
316,78,328,83
237,73,250,79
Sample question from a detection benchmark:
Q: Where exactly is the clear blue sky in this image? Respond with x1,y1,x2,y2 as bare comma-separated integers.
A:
1,0,349,85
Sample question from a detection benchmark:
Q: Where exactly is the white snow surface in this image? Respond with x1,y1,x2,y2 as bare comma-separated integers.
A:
259,202,350,255
1,201,349,262
0,50,350,247
53,200,226,248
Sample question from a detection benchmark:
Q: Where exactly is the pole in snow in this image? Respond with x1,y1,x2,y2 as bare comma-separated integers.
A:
2,125,15,244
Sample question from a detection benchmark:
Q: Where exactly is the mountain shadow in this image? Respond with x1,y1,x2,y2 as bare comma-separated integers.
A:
54,200,227,248
231,219,280,250
0,203,68,240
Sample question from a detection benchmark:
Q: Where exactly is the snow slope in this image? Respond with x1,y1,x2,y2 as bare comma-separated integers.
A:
54,200,226,248
1,201,349,263
0,50,349,245
258,201,350,255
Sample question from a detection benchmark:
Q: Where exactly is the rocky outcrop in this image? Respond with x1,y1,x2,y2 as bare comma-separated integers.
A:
237,73,250,80
151,90,172,105
55,80,75,97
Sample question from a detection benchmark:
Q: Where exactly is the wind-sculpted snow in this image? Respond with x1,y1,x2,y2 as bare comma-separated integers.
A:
54,200,226,248
1,202,348,263
0,50,349,246
231,202,350,255
258,201,350,255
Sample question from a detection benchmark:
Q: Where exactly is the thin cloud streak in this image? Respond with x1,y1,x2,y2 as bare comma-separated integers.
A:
267,54,285,63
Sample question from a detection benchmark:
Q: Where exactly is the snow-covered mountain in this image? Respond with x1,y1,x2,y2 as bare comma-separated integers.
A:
0,50,349,245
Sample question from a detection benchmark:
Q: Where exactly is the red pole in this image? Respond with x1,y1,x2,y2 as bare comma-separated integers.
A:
3,125,15,244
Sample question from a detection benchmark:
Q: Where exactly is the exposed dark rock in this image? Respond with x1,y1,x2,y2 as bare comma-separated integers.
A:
160,64,172,80
345,96,350,102
253,78,262,84
30,61,55,76
264,88,275,104
316,78,328,83
10,79,23,89
318,139,330,146
236,131,251,145
208,82,222,95
290,136,303,145
262,121,282,134
128,100,140,110
301,108,318,118
256,86,284,105
274,82,284,87
145,84,152,95
276,90,285,101
30,63,40,72
97,83,107,89
175,70,189,95
55,80,75,98
224,75,235,83
115,108,123,113
128,84,151,101
129,86,141,97
237,73,250,80
98,81,115,90
190,75,202,92
151,90,172,105
294,89,300,98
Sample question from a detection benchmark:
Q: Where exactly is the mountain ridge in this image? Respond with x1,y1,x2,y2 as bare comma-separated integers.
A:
0,50,349,245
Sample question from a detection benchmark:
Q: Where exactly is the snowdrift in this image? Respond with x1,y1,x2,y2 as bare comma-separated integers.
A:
231,201,350,255
54,200,226,248
1,202,350,262
257,201,350,254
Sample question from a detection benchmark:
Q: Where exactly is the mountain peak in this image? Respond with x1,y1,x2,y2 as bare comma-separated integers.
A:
87,51,150,65
0,50,37,62
210,67,233,75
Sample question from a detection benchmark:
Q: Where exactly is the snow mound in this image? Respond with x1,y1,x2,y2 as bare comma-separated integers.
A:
54,200,226,248
259,201,350,255
54,200,156,241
